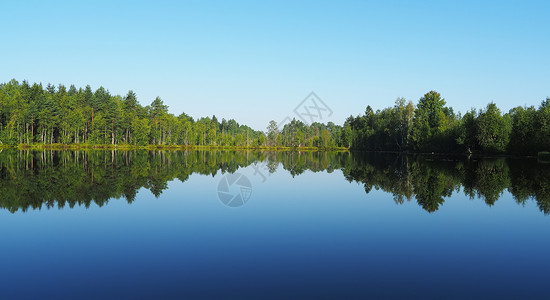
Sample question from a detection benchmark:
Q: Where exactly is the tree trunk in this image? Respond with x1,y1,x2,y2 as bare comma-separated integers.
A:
31,114,34,143
112,120,115,144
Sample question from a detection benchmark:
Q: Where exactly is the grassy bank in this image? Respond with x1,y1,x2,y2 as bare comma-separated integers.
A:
12,143,349,152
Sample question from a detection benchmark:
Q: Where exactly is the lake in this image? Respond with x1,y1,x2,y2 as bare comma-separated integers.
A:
1,150,549,299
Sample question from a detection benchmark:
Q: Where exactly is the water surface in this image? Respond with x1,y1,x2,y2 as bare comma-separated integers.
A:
1,150,549,299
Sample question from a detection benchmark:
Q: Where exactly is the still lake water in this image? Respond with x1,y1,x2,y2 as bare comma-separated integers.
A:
1,150,549,299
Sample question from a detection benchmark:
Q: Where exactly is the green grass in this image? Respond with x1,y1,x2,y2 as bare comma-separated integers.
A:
10,143,349,152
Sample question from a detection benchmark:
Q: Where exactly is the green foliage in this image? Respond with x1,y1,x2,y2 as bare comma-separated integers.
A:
536,98,550,151
266,120,279,146
410,91,457,152
0,80,272,148
341,122,353,148
0,80,547,154
410,109,431,150
348,91,548,154
417,90,447,130
455,109,478,152
508,106,537,154
475,103,510,153
131,117,150,146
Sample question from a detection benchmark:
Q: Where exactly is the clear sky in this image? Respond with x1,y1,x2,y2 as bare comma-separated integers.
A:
2,0,548,130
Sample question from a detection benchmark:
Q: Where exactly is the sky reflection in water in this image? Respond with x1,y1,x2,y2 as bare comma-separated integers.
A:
0,150,549,299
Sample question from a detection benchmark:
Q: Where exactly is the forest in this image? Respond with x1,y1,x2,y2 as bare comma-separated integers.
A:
0,80,342,149
345,91,550,155
0,79,549,154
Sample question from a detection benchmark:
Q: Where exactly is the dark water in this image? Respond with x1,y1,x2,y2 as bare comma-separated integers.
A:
1,150,549,299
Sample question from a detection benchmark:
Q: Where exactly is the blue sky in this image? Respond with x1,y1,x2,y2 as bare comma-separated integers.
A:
2,0,548,130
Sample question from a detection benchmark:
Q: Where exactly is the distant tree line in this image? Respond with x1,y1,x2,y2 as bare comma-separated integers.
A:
345,91,550,154
1,80,548,153
0,79,345,149
0,80,265,147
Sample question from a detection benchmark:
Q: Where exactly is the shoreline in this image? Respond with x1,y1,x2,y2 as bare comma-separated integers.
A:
3,143,349,152
2,144,548,160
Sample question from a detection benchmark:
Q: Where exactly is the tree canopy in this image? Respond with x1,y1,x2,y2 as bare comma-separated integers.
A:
0,79,548,154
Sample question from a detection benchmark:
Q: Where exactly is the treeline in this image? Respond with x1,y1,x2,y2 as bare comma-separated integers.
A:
345,91,550,154
0,80,266,146
1,80,549,153
0,79,344,148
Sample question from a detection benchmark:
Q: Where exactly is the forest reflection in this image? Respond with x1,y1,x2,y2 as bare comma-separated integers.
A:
0,150,549,214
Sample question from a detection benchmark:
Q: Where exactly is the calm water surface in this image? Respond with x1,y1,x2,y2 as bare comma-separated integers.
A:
0,150,549,299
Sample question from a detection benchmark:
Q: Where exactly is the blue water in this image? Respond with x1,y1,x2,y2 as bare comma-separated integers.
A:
1,164,550,299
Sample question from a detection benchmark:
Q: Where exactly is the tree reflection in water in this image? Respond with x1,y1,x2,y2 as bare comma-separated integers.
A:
0,150,549,215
